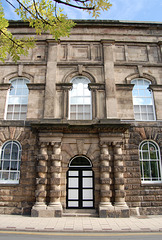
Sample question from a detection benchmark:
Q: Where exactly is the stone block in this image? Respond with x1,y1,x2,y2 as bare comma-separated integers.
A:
115,190,126,198
115,178,124,185
50,166,62,173
37,165,47,173
51,178,61,185
100,178,111,184
100,166,111,172
50,190,61,197
36,178,47,185
114,166,124,172
51,154,62,160
35,190,47,198
100,190,111,197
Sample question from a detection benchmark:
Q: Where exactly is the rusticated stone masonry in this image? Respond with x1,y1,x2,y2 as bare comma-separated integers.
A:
47,142,62,217
113,142,128,209
31,142,48,216
99,142,113,217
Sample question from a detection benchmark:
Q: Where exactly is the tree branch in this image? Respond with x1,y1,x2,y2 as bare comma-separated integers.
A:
53,0,94,10
0,29,23,49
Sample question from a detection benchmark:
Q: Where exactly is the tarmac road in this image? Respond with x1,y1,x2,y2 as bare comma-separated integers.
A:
0,231,162,240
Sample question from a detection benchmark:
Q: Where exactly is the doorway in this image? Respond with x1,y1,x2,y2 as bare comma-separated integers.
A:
66,156,94,209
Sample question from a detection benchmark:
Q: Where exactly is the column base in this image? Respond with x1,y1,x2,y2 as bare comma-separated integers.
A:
99,202,130,218
31,202,63,217
99,202,114,218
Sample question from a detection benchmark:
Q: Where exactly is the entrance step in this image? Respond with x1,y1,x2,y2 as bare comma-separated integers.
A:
63,209,98,217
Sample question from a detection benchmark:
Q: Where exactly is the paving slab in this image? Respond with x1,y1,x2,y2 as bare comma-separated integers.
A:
0,215,162,232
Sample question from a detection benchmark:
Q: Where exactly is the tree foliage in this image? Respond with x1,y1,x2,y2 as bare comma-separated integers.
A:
0,0,112,62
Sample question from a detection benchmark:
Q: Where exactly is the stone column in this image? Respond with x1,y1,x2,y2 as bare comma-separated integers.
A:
31,143,48,217
99,142,113,217
101,40,118,119
47,142,62,217
113,143,128,210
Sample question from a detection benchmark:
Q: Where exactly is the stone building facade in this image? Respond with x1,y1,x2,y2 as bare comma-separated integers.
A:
0,20,162,217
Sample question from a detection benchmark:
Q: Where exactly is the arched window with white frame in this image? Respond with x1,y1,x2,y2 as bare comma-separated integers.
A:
0,140,22,184
5,77,29,120
131,78,156,121
139,140,162,183
69,76,92,120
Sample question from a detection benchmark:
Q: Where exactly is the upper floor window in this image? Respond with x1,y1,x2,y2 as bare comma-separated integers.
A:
6,78,29,120
0,141,22,184
69,76,92,120
139,140,162,183
131,79,156,121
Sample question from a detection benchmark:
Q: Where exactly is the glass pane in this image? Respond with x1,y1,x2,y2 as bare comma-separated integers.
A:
6,113,12,120
14,105,21,111
78,105,83,112
12,144,18,160
70,113,76,120
83,171,93,176
2,172,9,180
141,105,147,112
10,172,17,180
134,113,140,120
151,161,158,178
84,105,90,112
83,178,93,188
150,151,157,160
147,105,153,113
142,152,149,159
83,201,93,207
70,105,76,112
68,189,78,200
143,161,151,179
141,113,147,120
13,113,19,120
70,157,91,166
68,201,78,207
7,105,13,111
68,171,79,176
84,113,91,120
134,105,139,113
83,189,93,200
3,161,10,170
68,178,78,188
11,161,18,170
78,113,83,120
4,144,11,159
142,143,148,150
148,113,154,120
20,113,26,120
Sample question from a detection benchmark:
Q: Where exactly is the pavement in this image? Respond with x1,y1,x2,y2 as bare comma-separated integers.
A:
0,214,162,233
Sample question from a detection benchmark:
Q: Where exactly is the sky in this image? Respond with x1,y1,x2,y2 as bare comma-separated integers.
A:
2,0,162,22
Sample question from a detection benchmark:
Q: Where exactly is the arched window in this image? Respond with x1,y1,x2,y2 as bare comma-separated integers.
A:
6,77,29,120
69,76,92,120
131,79,156,121
0,141,22,184
139,141,162,183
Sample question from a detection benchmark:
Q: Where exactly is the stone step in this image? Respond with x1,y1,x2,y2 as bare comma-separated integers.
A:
63,209,98,217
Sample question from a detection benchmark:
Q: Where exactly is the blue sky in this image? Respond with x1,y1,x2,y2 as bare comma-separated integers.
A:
2,0,162,22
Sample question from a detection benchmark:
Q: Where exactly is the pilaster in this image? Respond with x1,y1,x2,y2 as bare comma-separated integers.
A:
101,40,118,119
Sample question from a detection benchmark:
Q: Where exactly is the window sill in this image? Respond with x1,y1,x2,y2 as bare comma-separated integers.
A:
141,182,162,187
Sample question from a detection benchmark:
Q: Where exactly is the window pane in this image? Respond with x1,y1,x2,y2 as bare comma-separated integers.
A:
69,77,91,120
143,161,151,179
151,161,158,178
132,79,155,121
142,152,149,159
2,172,9,180
3,161,10,170
10,172,17,180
